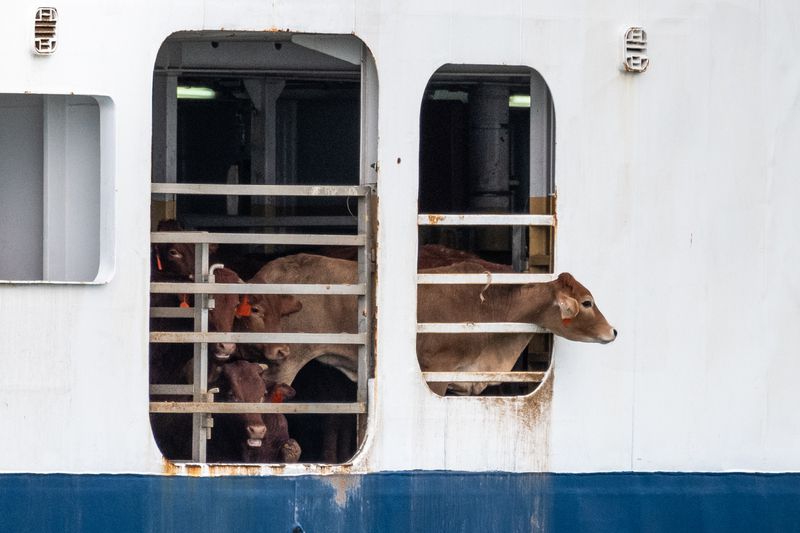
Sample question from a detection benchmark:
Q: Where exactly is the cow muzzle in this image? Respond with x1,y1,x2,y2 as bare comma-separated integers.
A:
598,327,618,344
246,423,267,448
266,344,291,361
212,342,237,361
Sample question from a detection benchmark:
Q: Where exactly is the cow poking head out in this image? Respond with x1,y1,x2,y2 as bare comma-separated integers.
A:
207,360,301,463
417,264,617,395
245,253,616,395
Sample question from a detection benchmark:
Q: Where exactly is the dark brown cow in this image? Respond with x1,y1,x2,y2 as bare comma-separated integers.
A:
417,244,513,272
245,254,616,394
207,360,301,463
153,219,209,280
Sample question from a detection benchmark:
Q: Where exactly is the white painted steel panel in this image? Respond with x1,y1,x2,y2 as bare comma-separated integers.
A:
0,0,799,478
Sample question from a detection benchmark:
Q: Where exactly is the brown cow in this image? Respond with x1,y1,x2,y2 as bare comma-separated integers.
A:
242,254,360,386
417,263,617,395
207,360,301,463
243,254,616,394
417,244,513,272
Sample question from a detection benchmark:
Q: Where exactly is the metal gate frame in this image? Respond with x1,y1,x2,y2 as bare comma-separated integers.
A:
149,183,374,463
416,212,555,388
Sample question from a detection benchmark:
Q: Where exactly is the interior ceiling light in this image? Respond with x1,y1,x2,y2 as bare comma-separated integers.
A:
509,94,531,108
177,86,217,100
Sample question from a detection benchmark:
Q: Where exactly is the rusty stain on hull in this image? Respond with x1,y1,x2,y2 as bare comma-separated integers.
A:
161,457,357,477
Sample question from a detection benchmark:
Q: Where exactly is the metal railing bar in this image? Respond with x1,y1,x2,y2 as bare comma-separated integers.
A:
418,214,555,226
417,273,556,284
422,371,546,383
150,384,195,395
417,322,547,334
151,231,365,247
180,214,358,228
150,401,367,414
150,331,366,345
152,183,368,197
150,282,366,296
150,307,195,318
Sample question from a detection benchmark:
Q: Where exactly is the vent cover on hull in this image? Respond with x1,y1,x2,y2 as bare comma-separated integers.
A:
34,7,57,55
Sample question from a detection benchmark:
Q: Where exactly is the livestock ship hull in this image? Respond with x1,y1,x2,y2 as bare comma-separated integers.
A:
2,472,800,532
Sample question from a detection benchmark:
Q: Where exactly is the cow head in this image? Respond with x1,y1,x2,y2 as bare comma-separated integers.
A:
234,293,303,362
208,266,245,361
154,219,218,280
537,273,617,344
216,360,269,450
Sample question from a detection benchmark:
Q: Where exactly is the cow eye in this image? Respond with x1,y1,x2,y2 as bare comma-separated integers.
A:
168,249,182,258
582,300,593,308
250,306,262,315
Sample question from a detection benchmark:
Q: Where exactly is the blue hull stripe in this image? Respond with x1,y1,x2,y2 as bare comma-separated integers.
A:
2,472,800,532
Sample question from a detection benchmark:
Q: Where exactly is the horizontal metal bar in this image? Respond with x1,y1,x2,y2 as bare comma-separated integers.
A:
152,183,368,197
150,384,195,395
417,273,556,284
180,214,358,228
150,332,366,345
422,372,546,383
155,68,360,81
150,402,367,414
151,231,364,247
150,282,366,296
150,307,195,318
418,214,555,226
417,322,547,334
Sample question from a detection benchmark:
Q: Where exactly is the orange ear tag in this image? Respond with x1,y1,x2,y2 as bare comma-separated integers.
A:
271,390,284,403
179,294,190,309
562,318,572,327
156,254,163,272
236,295,252,317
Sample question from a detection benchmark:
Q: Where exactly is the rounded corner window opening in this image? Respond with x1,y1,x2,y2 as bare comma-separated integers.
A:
148,32,377,465
0,92,114,284
416,64,556,398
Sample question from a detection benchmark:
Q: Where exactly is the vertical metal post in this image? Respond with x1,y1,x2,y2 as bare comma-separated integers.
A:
356,45,378,443
356,188,373,445
191,242,210,462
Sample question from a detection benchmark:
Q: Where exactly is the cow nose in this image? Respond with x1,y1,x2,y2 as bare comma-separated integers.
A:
268,344,291,361
213,342,236,359
613,329,618,338
247,424,267,440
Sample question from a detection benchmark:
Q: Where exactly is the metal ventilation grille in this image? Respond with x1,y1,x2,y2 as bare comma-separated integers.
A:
34,7,58,55
623,27,648,73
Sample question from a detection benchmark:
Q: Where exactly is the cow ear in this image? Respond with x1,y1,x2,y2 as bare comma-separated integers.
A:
280,296,303,317
557,293,580,319
557,272,576,288
277,384,296,400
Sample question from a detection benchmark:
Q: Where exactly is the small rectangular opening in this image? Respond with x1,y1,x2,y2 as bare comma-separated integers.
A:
0,93,113,283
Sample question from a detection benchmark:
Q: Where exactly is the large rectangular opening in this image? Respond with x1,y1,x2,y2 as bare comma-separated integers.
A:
149,32,377,464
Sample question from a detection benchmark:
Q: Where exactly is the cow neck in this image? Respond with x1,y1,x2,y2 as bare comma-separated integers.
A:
507,281,556,323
